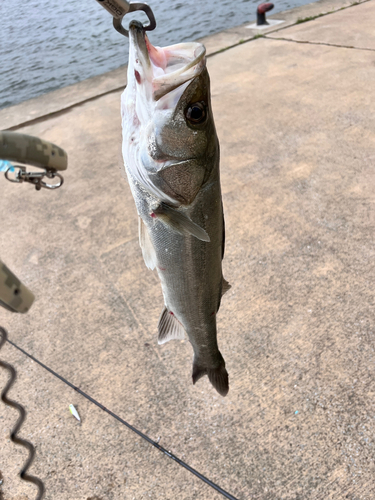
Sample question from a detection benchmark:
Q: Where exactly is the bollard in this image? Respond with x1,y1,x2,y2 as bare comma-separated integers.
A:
257,3,274,25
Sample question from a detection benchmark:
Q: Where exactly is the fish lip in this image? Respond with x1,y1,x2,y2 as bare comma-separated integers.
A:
151,44,206,84
129,20,151,68
128,21,206,87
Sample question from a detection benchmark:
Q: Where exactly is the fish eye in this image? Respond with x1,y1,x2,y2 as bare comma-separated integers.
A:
185,102,207,124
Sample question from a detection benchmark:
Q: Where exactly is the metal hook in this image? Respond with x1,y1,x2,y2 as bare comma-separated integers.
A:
95,0,156,37
113,3,156,37
4,165,64,191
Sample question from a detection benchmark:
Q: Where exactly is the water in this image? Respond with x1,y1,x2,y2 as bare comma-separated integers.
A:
0,0,314,110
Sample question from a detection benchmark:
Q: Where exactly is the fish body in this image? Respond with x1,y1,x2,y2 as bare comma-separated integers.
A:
121,22,229,396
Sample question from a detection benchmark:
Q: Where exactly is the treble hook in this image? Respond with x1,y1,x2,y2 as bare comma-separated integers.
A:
95,0,156,37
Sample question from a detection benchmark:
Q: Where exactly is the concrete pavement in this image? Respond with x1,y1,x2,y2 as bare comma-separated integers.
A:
1,0,374,498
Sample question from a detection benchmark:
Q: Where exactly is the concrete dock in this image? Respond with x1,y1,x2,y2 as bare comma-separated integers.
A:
1,0,374,498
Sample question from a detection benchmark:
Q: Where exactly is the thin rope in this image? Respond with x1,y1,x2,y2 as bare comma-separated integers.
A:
5,334,239,500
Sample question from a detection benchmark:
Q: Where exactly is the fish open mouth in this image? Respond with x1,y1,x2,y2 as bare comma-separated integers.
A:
129,21,206,100
123,22,211,205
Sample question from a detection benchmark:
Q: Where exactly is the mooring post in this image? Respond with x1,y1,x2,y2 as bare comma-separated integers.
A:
257,3,274,25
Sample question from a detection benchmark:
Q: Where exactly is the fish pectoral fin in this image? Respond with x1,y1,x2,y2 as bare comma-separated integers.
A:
222,278,231,296
139,217,157,270
153,203,210,242
158,307,186,344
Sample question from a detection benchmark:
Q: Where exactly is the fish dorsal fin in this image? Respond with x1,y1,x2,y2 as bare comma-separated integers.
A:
222,278,231,296
158,307,186,344
138,217,157,270
153,203,210,242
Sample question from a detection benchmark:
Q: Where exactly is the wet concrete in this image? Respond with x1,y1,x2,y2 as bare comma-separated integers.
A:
0,0,374,498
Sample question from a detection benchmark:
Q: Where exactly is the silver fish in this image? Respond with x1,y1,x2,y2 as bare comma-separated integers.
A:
121,21,230,396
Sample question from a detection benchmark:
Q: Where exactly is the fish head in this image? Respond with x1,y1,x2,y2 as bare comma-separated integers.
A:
122,21,219,205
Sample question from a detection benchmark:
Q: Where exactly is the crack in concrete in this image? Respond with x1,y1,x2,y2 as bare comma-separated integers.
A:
207,0,372,59
263,0,372,37
3,0,372,131
6,86,125,132
208,0,372,58
264,35,375,52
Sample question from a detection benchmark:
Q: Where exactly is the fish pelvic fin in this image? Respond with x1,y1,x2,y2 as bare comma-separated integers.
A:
139,217,157,270
192,358,229,397
158,307,186,344
152,203,210,242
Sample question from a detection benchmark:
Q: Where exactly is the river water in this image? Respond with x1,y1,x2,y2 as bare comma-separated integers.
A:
0,0,315,110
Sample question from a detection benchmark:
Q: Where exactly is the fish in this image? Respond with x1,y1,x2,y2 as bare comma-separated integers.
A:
121,21,230,396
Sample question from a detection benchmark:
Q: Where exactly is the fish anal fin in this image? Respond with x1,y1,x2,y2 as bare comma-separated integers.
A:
139,217,157,270
222,278,231,296
192,359,229,397
158,307,185,344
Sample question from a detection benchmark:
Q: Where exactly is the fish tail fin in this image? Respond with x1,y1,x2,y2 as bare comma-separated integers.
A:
192,363,207,385
207,365,229,397
192,359,229,397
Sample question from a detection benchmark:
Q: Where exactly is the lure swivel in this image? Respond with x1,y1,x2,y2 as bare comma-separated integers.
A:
94,0,156,37
0,132,67,191
5,165,64,190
